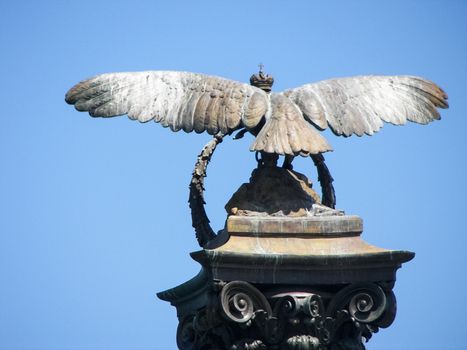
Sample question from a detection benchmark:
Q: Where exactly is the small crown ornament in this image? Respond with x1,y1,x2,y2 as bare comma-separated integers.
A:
250,64,274,93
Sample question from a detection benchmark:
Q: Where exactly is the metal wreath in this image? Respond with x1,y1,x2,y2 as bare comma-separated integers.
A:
189,135,337,248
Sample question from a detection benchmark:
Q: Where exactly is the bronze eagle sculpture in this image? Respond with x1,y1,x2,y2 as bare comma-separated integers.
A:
65,68,447,155
65,68,447,246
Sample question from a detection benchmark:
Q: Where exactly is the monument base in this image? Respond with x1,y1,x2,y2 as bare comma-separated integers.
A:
158,215,414,349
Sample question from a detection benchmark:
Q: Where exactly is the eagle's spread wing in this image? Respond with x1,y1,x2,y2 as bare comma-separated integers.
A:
65,71,269,135
282,76,448,137
250,93,332,155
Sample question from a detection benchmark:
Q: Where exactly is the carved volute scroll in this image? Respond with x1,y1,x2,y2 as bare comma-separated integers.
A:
173,281,397,350
220,281,272,323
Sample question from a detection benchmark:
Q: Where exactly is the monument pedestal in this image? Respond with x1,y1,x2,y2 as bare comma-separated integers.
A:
158,215,414,350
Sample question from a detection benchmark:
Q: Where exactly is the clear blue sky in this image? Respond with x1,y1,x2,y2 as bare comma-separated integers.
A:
0,1,465,349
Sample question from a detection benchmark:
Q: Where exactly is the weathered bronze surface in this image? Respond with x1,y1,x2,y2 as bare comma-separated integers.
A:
65,68,445,349
158,168,413,349
65,68,448,233
225,166,321,217
193,213,413,286
158,277,399,350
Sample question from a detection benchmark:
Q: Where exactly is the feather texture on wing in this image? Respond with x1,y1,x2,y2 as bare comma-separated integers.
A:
251,94,332,155
65,71,269,135
282,75,448,137
66,71,448,157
